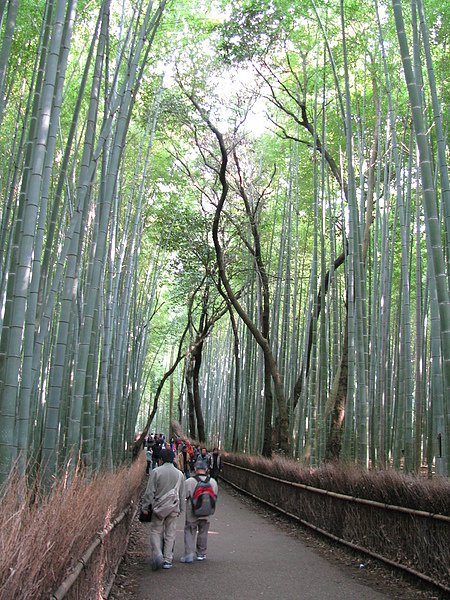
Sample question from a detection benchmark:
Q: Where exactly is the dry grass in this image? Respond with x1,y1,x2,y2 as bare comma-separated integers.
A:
0,455,146,600
224,453,450,515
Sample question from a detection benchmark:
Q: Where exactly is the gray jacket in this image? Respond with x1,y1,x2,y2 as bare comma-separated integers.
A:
142,462,186,514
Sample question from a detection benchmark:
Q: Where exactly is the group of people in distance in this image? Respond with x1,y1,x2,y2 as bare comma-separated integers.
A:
141,433,222,571
145,433,222,480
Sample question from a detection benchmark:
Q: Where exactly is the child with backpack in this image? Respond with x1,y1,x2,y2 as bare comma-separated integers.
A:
180,456,218,563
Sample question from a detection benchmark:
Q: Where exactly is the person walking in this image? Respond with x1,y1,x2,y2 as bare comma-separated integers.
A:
145,444,153,475
180,457,218,564
184,442,194,478
141,448,185,570
176,442,185,473
199,446,212,472
151,434,161,468
210,447,222,480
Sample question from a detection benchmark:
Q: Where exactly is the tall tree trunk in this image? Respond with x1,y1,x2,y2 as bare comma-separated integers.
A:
192,339,206,442
186,359,196,440
183,90,290,454
325,316,348,460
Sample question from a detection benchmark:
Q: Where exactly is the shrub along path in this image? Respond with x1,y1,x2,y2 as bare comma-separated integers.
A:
109,483,439,600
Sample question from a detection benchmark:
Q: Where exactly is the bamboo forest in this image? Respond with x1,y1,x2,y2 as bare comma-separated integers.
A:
0,0,449,487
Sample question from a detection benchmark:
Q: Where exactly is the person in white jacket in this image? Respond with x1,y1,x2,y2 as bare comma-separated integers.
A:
142,448,185,570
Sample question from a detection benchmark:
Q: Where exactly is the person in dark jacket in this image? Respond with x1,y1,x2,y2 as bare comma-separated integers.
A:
200,447,211,471
210,447,222,480
152,435,161,468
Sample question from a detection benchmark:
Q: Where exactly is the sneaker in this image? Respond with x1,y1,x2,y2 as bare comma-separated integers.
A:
162,561,173,569
180,554,194,564
152,554,164,571
196,554,207,561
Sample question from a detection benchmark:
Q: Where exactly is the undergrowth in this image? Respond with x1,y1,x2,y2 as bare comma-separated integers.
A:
224,453,450,515
0,455,145,600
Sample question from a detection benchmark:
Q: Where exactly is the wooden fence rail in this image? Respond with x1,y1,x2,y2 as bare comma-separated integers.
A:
50,502,136,600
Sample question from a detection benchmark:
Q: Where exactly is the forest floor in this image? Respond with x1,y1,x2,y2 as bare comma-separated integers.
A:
109,481,444,600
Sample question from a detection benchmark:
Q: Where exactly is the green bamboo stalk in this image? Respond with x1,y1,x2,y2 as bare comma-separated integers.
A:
392,0,450,475
17,0,77,476
68,0,167,470
40,1,110,484
415,0,450,265
0,0,64,481
340,0,368,466
0,0,19,128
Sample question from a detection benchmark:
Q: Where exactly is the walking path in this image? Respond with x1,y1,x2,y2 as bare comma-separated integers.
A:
110,483,415,600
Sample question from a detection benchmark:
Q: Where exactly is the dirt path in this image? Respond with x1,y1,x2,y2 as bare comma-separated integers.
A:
109,483,441,600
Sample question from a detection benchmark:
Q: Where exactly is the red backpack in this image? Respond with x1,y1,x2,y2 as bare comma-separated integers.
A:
191,476,216,517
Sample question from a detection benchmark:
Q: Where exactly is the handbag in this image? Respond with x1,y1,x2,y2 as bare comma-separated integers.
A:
138,506,152,522
152,477,182,519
